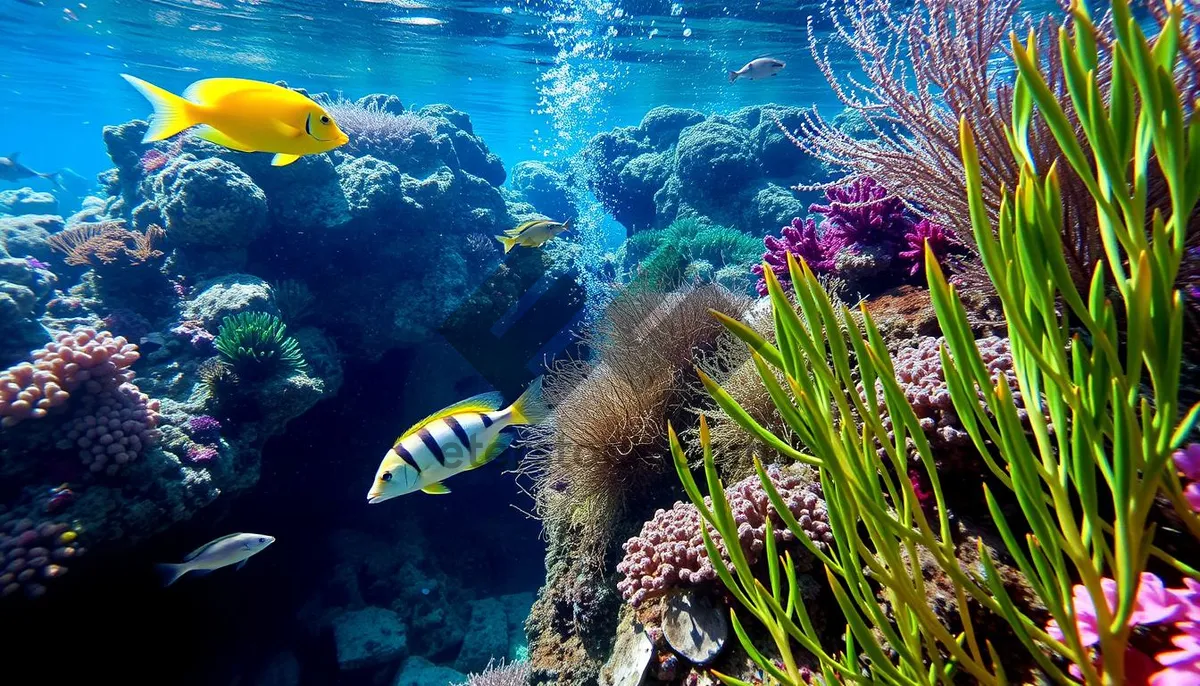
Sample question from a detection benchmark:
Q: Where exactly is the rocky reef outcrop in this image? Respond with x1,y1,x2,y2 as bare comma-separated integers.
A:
576,104,834,237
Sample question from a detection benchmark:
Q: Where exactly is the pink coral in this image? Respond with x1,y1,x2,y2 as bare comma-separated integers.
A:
56,383,160,476
0,517,82,600
751,217,838,295
0,328,140,427
185,443,218,464
1046,573,1200,684
616,466,833,608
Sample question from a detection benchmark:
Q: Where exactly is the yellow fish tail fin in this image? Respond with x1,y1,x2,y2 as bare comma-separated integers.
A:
508,375,550,426
495,235,518,253
397,391,505,443
121,74,199,143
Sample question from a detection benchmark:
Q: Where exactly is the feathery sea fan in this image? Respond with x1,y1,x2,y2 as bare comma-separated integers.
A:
321,99,438,167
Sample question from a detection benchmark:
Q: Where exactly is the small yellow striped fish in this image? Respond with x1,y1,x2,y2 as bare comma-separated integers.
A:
366,377,549,503
495,219,570,253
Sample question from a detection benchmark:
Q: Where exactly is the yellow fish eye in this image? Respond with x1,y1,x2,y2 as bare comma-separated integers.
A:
381,471,392,482
320,114,330,125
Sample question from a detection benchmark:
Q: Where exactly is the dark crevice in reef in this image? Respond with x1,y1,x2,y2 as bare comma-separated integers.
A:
2,347,546,684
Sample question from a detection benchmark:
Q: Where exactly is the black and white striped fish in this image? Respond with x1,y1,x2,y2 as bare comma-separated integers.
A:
366,376,548,503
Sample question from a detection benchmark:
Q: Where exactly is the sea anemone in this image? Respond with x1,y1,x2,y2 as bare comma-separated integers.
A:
213,312,307,380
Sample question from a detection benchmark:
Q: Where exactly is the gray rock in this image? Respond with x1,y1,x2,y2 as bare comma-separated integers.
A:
332,606,408,671
393,656,465,686
453,597,508,675
184,273,278,329
0,187,58,215
662,589,727,665
253,650,301,686
499,592,534,660
600,620,653,686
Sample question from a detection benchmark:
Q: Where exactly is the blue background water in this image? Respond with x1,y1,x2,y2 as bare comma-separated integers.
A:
1,0,835,187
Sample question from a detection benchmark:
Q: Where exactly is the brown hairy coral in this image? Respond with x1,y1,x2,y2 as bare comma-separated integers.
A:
521,284,750,560
789,0,1113,289
48,221,165,267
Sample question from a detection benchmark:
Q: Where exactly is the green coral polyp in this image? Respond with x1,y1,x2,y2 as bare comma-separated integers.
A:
214,312,308,379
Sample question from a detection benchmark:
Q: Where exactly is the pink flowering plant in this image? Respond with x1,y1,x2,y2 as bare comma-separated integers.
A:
669,0,1200,684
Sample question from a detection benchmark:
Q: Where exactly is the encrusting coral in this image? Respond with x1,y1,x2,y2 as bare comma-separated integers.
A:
616,464,833,608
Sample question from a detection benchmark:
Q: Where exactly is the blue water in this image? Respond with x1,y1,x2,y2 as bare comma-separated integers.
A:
1,0,835,186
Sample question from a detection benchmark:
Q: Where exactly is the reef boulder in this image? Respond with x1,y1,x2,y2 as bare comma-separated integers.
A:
183,274,279,330
332,606,409,671
394,657,465,686
156,157,268,249
0,187,58,216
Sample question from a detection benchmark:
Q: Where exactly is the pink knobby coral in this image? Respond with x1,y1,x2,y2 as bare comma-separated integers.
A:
0,517,83,600
0,328,141,427
861,335,1031,449
57,383,160,476
616,466,833,608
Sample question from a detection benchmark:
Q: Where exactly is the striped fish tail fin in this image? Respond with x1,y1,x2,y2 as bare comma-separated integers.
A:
508,375,549,426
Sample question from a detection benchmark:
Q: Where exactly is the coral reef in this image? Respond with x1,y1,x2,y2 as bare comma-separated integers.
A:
0,518,80,599
616,465,832,608
577,104,830,236
452,659,531,686
0,328,141,427
616,217,761,294
752,176,965,297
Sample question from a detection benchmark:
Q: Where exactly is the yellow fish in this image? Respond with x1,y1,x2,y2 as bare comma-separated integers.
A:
366,377,549,503
495,218,571,253
120,74,349,167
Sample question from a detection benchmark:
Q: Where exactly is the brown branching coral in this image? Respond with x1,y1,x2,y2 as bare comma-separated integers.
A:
791,0,1112,289
521,284,750,562
48,221,164,267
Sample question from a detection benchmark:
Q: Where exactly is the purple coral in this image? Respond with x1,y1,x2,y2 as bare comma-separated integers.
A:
809,175,910,247
185,443,218,464
898,218,963,276
187,415,221,443
322,99,438,168
615,466,833,608
751,217,838,295
752,176,920,294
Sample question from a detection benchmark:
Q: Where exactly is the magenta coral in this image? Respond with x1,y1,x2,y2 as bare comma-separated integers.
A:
898,218,963,276
751,217,837,295
616,466,833,608
185,443,218,464
1175,444,1200,513
0,517,82,600
808,175,909,247
751,176,925,295
0,328,141,427
187,415,221,443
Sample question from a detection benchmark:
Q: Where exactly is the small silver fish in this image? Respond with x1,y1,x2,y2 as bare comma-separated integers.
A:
155,532,275,586
728,57,786,83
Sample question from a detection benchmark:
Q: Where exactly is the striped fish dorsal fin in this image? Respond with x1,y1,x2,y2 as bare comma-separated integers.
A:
183,533,241,561
396,391,505,444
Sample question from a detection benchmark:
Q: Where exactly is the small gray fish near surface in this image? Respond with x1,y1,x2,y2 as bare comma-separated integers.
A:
155,532,275,586
728,57,786,83
0,152,61,188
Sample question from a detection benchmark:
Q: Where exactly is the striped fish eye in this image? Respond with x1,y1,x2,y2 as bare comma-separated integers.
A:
381,471,393,482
